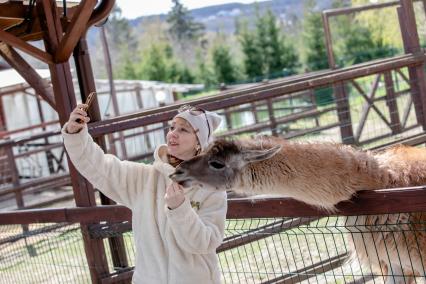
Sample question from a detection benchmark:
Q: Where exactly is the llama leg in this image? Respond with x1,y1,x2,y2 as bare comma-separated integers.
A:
380,260,389,283
384,264,410,284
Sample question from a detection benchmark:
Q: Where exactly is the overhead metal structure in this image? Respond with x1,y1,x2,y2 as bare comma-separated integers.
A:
0,1,126,282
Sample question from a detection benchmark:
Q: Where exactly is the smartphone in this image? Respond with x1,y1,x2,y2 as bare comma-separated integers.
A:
76,92,96,123
82,92,96,112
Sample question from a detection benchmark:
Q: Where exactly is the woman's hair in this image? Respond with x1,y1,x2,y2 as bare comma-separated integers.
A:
167,154,183,168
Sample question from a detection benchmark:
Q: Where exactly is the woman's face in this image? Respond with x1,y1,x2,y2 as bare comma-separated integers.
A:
166,117,199,160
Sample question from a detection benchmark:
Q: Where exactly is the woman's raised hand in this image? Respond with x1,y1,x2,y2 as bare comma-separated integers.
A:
66,104,91,134
165,182,185,210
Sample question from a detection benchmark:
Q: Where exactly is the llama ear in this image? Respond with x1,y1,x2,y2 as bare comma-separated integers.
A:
242,145,282,163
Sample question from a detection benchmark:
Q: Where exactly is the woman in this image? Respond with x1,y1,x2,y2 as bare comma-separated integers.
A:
62,104,227,284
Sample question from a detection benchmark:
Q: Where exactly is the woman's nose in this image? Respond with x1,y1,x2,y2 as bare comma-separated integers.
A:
169,129,178,137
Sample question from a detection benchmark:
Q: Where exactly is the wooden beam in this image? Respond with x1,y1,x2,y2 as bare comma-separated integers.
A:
323,1,400,17
0,2,78,20
0,29,53,64
0,43,56,108
55,0,97,63
0,2,38,19
87,0,115,27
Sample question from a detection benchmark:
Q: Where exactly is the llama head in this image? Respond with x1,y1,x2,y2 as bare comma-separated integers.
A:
169,139,282,191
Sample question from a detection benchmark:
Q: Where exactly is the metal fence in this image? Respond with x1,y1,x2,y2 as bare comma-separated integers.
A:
1,211,425,283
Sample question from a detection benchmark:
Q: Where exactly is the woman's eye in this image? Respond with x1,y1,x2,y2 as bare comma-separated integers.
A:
180,128,189,133
208,160,225,170
169,126,175,131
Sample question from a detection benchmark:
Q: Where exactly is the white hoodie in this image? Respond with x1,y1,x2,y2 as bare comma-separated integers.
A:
62,125,227,284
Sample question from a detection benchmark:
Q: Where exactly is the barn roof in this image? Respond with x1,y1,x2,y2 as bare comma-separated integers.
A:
0,68,50,89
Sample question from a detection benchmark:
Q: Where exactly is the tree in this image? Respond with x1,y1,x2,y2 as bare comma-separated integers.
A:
212,45,237,84
195,50,217,88
138,43,195,83
105,5,138,78
167,0,205,43
303,1,329,71
140,44,169,82
239,10,300,80
118,54,138,80
239,23,263,79
166,0,206,70
341,22,396,66
352,0,402,49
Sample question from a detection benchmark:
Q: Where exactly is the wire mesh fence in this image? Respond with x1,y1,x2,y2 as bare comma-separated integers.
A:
0,223,90,283
1,212,425,283
220,214,426,283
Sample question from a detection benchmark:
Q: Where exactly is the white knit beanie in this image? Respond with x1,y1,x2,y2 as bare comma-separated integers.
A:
175,109,222,150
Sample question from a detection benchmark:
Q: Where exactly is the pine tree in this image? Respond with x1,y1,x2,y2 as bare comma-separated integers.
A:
303,1,329,71
342,22,396,66
239,22,263,79
139,43,195,83
167,0,205,43
239,10,300,80
120,56,138,80
140,44,169,82
106,6,135,47
195,51,217,88
212,45,237,84
258,10,285,75
104,5,138,79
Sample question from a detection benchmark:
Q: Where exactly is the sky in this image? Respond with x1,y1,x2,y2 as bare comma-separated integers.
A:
115,0,267,19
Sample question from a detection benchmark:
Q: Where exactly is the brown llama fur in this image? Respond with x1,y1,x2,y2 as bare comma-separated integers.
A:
170,137,426,283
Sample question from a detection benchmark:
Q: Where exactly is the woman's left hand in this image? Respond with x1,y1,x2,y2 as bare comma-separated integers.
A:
165,182,185,210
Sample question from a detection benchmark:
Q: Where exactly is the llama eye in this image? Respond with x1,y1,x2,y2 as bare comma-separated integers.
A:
208,160,225,170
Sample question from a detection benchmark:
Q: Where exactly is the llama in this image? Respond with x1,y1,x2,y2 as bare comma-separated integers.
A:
170,137,426,283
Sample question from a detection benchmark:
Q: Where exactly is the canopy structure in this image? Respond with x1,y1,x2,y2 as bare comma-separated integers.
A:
0,1,124,282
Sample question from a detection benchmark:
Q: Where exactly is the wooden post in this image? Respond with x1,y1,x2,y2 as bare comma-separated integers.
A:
398,0,426,129
251,102,259,124
309,89,320,127
36,0,109,282
5,143,36,255
322,13,336,69
383,71,402,134
0,95,7,132
5,145,23,209
36,96,55,173
224,108,232,130
322,11,355,144
334,83,355,144
267,99,278,136
73,37,129,271
135,84,152,150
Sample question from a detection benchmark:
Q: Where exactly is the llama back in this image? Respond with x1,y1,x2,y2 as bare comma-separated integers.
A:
375,145,426,187
237,139,389,210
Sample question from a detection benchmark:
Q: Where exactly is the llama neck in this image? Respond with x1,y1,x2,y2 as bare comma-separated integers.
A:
235,142,388,210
